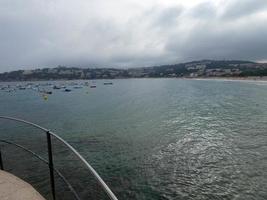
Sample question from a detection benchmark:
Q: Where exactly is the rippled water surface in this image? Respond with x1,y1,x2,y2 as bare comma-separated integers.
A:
0,79,267,200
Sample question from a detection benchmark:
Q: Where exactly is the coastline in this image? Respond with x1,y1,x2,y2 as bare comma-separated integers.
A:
1,76,267,83
185,76,267,82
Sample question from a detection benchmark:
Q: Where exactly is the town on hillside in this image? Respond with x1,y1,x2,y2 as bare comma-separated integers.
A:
1,60,267,81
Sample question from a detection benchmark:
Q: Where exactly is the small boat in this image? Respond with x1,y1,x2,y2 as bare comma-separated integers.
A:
73,86,83,89
45,91,53,95
90,85,96,88
70,82,78,86
53,85,61,89
104,82,113,85
64,89,71,92
32,87,38,91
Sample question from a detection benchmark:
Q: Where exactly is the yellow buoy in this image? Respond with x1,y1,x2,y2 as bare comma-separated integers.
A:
42,94,48,100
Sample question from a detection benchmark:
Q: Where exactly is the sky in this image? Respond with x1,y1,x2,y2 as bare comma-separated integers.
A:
0,0,267,72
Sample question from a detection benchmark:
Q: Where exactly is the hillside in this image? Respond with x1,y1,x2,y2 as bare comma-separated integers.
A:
1,60,267,81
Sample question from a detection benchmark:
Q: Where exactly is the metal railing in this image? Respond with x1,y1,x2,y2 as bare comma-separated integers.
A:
0,116,118,200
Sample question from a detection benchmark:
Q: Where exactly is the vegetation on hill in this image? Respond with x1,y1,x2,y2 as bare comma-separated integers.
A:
0,60,266,81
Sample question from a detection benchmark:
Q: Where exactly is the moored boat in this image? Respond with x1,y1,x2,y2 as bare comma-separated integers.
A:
104,82,113,85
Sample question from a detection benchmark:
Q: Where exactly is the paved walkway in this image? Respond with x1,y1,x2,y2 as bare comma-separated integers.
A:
0,170,45,200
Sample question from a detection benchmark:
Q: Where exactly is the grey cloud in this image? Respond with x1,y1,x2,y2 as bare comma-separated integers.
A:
188,2,217,19
221,0,267,19
0,0,267,72
152,6,184,28
165,18,267,62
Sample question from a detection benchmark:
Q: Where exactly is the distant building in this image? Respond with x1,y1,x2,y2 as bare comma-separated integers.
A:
22,70,33,75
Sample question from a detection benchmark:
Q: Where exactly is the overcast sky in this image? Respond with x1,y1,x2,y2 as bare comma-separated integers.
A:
0,0,267,72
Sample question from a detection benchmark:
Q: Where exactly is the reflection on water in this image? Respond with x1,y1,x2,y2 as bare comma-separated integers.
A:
0,79,267,199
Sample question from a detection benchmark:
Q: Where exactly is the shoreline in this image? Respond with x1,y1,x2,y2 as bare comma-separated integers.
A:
0,76,267,83
185,76,267,82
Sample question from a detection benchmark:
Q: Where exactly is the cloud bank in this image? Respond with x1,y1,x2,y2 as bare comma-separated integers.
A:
0,0,267,72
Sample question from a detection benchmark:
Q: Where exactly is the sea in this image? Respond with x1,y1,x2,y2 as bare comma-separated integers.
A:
0,78,267,200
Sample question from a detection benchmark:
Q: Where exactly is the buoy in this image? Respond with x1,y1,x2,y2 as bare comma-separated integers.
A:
42,94,48,100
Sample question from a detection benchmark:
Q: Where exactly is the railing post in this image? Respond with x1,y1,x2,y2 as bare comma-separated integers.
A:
0,147,4,170
47,131,56,200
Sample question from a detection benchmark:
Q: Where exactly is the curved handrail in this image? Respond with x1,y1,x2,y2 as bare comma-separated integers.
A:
0,116,118,200
0,139,81,200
